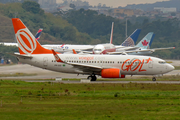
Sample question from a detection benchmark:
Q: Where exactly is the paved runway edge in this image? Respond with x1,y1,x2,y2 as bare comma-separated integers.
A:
22,80,180,84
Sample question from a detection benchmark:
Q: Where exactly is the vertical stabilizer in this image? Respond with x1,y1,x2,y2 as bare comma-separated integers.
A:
12,18,52,55
149,34,155,49
135,32,154,49
110,22,114,44
35,28,43,41
121,29,141,46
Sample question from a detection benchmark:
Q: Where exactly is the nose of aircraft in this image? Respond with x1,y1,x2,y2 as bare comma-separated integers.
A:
167,64,175,72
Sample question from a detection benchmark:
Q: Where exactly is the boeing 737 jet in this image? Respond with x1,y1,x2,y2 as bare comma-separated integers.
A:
10,18,174,81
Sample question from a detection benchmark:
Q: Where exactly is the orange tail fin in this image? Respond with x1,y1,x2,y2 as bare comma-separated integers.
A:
12,18,52,55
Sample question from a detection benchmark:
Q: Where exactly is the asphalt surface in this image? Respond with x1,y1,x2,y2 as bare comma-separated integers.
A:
22,80,180,84
0,61,180,84
0,64,89,79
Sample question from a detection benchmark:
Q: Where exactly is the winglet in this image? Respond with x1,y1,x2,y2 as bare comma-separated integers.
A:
72,49,77,54
51,49,64,63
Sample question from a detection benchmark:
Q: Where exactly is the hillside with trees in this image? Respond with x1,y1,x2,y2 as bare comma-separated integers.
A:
0,2,93,44
0,1,180,60
64,9,180,59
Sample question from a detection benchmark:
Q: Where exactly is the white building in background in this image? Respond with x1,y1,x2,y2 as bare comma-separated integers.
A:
38,0,56,6
60,0,89,7
38,0,57,12
154,7,177,13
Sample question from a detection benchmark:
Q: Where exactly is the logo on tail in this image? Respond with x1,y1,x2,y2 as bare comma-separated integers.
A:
16,29,37,54
12,18,53,55
142,40,149,46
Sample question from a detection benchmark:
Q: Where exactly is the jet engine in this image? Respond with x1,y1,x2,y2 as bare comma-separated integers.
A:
101,68,125,78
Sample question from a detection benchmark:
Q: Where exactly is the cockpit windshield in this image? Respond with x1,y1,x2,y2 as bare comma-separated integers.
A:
158,61,166,64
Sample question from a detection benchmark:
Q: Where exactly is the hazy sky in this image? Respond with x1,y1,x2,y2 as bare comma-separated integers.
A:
56,0,170,7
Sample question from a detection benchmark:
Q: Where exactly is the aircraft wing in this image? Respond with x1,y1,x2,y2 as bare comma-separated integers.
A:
52,49,111,73
65,62,102,73
115,46,139,51
151,47,175,51
79,47,94,51
108,47,175,55
8,53,33,59
80,51,93,54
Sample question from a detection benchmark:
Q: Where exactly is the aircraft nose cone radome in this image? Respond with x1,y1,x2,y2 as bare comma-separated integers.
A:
167,64,175,72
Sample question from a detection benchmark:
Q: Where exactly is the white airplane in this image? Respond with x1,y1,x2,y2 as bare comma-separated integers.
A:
42,22,141,54
10,18,174,81
1,22,174,55
109,32,175,55
43,24,174,55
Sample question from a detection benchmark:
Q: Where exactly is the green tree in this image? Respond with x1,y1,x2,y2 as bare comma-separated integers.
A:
62,26,77,42
22,1,43,14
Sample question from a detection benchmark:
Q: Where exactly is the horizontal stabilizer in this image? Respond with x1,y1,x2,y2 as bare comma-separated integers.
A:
8,53,33,59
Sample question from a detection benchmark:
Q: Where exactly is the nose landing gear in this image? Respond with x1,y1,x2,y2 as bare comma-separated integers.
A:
87,74,97,81
152,77,156,81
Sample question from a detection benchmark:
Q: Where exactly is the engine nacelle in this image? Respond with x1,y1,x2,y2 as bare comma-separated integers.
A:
101,68,125,78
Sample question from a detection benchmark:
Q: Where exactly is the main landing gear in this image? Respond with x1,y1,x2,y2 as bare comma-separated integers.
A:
152,77,156,81
87,74,97,81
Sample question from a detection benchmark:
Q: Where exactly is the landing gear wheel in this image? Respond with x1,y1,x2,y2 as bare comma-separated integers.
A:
91,76,97,81
152,77,156,81
87,75,97,81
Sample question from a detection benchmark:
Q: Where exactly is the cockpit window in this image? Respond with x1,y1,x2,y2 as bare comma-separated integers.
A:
159,61,166,64
94,49,102,51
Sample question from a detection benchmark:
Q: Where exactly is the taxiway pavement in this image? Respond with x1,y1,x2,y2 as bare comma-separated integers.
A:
0,63,179,80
